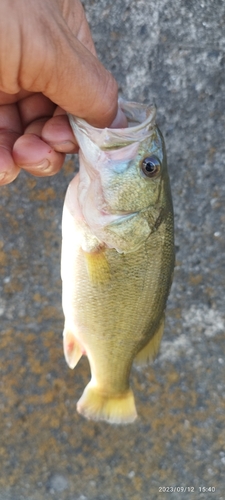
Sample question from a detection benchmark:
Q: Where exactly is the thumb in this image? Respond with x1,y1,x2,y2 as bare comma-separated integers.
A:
46,35,119,128
27,1,119,128
0,0,118,128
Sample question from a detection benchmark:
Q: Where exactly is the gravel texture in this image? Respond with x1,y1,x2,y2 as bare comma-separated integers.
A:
0,1,224,499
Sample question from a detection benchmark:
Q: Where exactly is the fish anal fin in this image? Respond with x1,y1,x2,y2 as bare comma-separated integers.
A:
83,249,110,284
77,382,137,424
63,328,83,369
135,316,165,366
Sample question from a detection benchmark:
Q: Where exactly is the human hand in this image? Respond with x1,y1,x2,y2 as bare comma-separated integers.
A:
0,0,125,185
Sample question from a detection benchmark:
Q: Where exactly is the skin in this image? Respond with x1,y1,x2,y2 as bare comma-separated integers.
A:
61,106,174,422
0,0,126,185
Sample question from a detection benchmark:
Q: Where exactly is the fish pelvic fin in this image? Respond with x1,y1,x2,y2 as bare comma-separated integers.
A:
134,315,165,366
63,328,83,369
77,382,137,425
83,249,111,284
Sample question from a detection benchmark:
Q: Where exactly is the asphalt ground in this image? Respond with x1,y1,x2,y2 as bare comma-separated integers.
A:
0,1,224,499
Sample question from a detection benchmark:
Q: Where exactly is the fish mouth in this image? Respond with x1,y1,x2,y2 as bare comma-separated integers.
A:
69,99,156,150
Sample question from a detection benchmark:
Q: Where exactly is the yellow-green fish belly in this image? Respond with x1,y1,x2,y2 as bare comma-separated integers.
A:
62,211,174,396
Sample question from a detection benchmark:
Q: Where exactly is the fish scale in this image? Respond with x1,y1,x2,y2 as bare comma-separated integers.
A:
61,99,174,424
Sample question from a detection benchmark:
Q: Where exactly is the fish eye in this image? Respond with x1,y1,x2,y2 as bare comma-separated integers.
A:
141,156,161,177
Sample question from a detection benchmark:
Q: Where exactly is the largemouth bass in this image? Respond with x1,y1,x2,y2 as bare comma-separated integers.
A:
61,100,174,424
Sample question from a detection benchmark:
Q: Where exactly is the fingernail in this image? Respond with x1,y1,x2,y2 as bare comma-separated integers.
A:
35,158,50,172
0,172,6,182
20,158,50,172
53,141,76,153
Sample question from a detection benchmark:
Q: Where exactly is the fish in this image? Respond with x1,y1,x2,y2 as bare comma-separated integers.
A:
61,99,174,424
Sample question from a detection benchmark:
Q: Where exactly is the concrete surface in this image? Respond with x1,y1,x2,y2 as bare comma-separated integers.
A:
0,0,224,499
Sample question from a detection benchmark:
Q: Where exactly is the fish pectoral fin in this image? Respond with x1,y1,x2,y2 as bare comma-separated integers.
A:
63,328,83,369
134,316,165,366
77,381,137,425
83,249,110,284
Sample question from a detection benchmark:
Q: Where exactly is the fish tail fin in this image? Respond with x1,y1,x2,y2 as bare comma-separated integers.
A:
63,328,83,369
77,382,137,424
134,316,165,366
